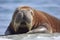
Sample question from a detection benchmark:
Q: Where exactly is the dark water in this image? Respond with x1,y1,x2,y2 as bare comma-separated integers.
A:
0,0,60,35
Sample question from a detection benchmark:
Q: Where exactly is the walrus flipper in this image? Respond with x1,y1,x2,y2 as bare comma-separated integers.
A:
5,23,15,35
27,23,52,34
5,27,11,35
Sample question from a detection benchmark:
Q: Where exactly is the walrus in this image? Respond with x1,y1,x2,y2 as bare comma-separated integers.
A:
5,6,60,35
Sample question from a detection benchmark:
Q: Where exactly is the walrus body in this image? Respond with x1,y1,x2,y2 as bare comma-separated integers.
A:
5,6,60,35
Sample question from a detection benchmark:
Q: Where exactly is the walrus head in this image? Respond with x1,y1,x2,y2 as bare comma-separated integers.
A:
12,6,34,33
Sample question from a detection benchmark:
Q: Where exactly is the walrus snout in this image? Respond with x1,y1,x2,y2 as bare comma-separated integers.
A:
15,11,23,23
15,10,32,24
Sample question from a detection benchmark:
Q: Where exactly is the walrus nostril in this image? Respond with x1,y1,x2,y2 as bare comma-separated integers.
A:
21,21,26,25
15,13,23,23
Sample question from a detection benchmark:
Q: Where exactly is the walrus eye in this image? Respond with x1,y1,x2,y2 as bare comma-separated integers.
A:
14,8,19,14
31,12,33,15
13,9,19,20
29,10,34,16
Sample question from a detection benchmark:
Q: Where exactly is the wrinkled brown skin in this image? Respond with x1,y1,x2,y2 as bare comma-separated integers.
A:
5,6,60,35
